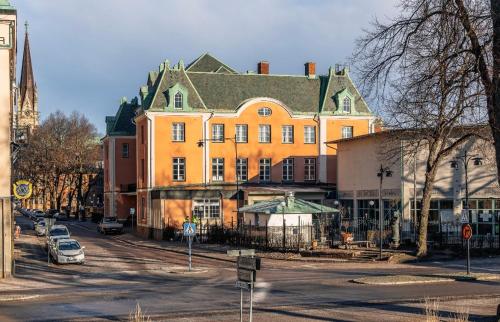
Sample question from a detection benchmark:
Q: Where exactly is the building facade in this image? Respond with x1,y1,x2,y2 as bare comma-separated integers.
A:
0,0,16,278
104,53,377,239
335,132,500,242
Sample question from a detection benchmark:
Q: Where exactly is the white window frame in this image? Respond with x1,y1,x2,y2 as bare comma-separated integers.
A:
282,125,294,144
235,124,248,143
212,158,224,182
121,143,129,158
236,158,248,182
304,126,316,144
342,126,353,139
259,124,271,143
172,157,185,181
259,158,271,182
174,92,183,109
172,122,185,142
304,158,316,181
282,158,294,182
343,97,351,113
193,199,220,218
212,124,225,142
258,107,272,116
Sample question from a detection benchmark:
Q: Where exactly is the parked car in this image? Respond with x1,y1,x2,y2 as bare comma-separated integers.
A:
49,238,85,264
97,217,123,235
33,210,45,221
35,221,46,236
46,225,71,249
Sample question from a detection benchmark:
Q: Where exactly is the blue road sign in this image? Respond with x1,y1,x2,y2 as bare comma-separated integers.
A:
183,223,196,237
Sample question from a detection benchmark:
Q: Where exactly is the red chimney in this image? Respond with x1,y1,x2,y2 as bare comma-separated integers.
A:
305,62,316,77
258,61,269,75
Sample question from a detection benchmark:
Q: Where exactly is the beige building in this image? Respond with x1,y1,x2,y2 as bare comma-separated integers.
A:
335,131,500,243
0,0,16,278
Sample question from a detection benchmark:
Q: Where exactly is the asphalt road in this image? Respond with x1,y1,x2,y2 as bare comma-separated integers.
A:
1,215,499,321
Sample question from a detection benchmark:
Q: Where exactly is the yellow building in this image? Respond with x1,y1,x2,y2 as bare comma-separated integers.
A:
104,53,377,239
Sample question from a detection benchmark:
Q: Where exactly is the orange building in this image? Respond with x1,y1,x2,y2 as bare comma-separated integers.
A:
104,53,377,239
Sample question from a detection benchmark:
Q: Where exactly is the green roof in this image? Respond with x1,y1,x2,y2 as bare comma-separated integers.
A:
105,97,138,136
239,197,338,214
0,0,15,10
139,53,372,115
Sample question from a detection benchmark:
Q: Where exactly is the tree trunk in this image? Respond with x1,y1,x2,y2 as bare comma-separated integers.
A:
491,0,500,186
417,169,438,257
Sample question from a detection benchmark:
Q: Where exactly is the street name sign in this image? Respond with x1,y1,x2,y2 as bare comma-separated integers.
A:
235,280,250,290
237,256,261,271
227,249,255,257
461,210,469,223
183,223,196,237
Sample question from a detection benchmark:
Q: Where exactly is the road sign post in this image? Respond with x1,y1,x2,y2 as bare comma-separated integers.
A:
462,223,472,275
183,222,196,272
228,249,259,322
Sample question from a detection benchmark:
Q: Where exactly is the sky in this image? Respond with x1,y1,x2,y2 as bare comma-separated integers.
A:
13,0,399,134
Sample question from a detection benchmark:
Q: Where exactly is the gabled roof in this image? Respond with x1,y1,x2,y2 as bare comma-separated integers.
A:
138,54,372,115
186,53,237,73
105,98,138,136
239,197,338,214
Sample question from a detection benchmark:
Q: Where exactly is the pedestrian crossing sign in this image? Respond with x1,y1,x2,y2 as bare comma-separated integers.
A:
461,210,469,223
183,223,196,237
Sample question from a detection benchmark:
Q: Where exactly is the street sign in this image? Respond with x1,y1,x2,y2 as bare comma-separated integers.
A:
227,249,256,257
13,180,32,200
235,280,250,290
237,268,256,283
461,210,469,223
183,223,196,237
237,256,261,271
462,223,472,240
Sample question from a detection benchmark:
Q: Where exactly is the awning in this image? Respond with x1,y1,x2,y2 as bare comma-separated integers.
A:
239,197,338,214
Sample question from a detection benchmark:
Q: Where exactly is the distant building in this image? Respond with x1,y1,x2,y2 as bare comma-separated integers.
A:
104,53,377,239
14,22,38,143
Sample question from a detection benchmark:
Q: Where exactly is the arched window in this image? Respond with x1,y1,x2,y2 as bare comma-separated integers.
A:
174,92,183,109
343,97,351,113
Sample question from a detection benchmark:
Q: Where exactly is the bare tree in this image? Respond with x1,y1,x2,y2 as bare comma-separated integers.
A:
354,0,490,256
14,111,101,213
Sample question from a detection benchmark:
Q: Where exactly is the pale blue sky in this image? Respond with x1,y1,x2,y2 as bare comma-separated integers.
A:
13,0,398,134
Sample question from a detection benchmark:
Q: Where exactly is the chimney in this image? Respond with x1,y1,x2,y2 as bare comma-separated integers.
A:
257,61,269,75
305,62,316,78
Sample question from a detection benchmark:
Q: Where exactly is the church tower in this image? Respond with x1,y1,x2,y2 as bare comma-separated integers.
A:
16,21,38,140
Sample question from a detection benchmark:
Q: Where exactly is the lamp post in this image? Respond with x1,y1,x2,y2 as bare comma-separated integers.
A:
450,151,482,275
197,135,240,226
280,201,286,251
376,165,392,260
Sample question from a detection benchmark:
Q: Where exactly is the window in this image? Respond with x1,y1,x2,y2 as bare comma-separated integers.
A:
258,107,272,116
282,158,294,182
304,126,316,144
172,123,185,142
172,157,185,181
342,126,353,139
141,125,145,144
236,158,248,182
212,124,224,142
343,97,351,113
304,158,316,181
174,92,183,109
259,158,271,182
259,125,271,143
282,125,294,144
141,197,146,220
141,159,145,182
121,143,129,158
193,199,220,218
212,158,224,181
235,124,248,143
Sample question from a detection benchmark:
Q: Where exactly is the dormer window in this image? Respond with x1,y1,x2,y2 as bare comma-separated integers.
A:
258,107,272,116
174,92,183,109
343,97,351,113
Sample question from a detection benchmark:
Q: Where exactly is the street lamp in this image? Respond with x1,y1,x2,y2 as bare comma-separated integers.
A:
450,151,482,275
280,201,286,251
376,165,392,260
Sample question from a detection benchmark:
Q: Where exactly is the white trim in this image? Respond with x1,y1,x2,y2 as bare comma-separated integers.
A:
319,117,327,182
110,138,116,217
202,114,211,184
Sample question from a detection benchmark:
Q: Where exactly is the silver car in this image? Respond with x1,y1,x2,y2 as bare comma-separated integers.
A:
49,239,85,264
35,221,46,236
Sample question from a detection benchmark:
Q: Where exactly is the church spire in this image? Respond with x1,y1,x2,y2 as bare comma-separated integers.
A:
17,21,38,131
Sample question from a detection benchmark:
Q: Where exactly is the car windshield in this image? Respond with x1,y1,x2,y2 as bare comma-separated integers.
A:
50,228,69,236
104,218,117,223
58,241,80,251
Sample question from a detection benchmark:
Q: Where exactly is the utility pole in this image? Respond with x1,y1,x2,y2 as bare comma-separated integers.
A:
376,164,392,260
